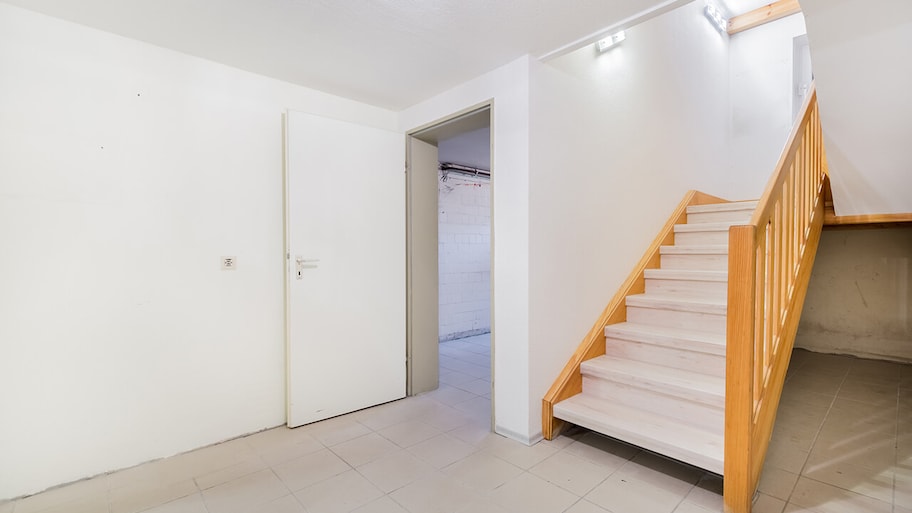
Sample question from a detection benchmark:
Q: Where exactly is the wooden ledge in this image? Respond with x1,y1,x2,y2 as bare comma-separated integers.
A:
824,206,912,226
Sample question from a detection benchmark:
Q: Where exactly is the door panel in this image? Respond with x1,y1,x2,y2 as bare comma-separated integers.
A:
285,111,405,427
407,137,439,395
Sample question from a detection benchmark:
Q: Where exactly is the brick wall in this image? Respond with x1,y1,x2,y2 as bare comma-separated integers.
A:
438,171,491,341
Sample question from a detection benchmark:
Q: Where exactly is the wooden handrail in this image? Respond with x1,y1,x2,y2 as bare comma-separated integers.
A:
542,189,728,440
724,82,828,513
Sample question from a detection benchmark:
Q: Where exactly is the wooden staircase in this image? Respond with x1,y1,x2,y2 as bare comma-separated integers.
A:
552,200,756,475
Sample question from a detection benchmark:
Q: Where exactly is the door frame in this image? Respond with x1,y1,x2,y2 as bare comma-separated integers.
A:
404,101,495,426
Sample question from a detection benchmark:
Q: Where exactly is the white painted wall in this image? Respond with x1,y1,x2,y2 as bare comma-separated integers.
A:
437,171,491,341
729,14,808,200
0,4,397,499
800,0,912,216
527,1,735,441
399,56,533,443
797,227,912,362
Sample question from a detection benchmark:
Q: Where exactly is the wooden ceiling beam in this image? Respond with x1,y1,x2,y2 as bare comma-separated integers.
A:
727,0,802,35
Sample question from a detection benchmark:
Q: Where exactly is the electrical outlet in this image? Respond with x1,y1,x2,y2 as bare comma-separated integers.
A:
221,256,237,271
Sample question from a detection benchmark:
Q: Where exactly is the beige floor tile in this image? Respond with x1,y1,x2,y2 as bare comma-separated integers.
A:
788,477,892,513
356,450,435,493
765,437,811,474
893,466,912,508
479,434,558,470
352,496,410,513
564,500,612,513
354,398,436,432
488,473,578,513
441,452,523,493
616,452,703,490
837,380,899,407
683,474,723,512
802,455,894,503
331,433,400,467
529,451,614,496
452,379,491,397
294,470,383,513
109,478,198,513
407,434,478,469
439,370,476,387
561,432,640,469
259,494,307,513
305,417,373,447
585,472,691,513
13,477,108,513
378,419,442,448
451,396,491,418
201,469,289,513
388,474,480,513
15,492,110,513
758,466,800,500
0,501,12,513
414,402,473,431
272,448,350,491
425,386,477,406
193,455,269,490
753,493,787,513
673,501,720,513
447,422,493,446
141,493,208,513
453,498,513,513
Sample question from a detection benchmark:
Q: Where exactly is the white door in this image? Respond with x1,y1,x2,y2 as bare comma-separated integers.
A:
285,111,405,427
406,137,439,395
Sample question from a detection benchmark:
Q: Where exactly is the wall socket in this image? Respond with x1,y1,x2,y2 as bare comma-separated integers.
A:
221,256,237,271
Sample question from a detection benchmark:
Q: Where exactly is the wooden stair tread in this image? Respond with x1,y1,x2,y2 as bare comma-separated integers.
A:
581,357,724,406
553,394,724,474
604,322,725,355
644,269,727,282
626,293,726,314
686,201,758,214
660,245,728,255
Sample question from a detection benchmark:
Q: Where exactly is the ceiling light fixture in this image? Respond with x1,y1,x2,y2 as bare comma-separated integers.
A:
704,2,729,33
596,31,626,53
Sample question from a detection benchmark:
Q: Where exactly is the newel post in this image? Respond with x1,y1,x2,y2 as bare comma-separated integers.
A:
724,225,757,513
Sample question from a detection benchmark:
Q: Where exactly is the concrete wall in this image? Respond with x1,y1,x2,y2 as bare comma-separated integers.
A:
0,4,397,499
797,227,912,362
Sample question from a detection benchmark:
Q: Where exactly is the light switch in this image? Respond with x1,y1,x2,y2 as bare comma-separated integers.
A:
222,256,237,271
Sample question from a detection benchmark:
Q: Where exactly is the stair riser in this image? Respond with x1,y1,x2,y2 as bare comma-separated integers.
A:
626,306,726,333
687,210,753,224
675,230,730,246
660,254,728,271
645,278,727,297
604,339,725,378
581,376,724,435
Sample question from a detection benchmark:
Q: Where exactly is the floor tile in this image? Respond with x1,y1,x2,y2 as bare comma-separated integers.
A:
388,474,479,513
293,470,383,513
561,431,640,470
530,450,614,496
479,434,559,469
109,478,199,513
586,471,690,513
426,386,477,406
201,469,290,513
352,496,409,513
753,493,787,513
260,494,307,513
407,434,478,469
441,452,523,493
378,419,442,448
356,450,435,493
13,477,108,513
272,448,351,491
488,473,579,513
140,493,209,513
331,433,400,467
758,466,800,500
788,477,892,513
305,417,373,447
564,500,612,513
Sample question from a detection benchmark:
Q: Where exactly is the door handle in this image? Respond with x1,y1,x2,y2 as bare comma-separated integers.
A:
295,256,320,279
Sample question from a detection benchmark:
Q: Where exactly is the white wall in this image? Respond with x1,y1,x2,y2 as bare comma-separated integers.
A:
797,227,912,361
0,4,397,499
399,56,533,443
800,0,912,216
729,14,808,200
527,1,735,441
438,171,491,341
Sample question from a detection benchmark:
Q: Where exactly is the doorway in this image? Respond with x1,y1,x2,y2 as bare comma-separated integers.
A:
406,106,492,423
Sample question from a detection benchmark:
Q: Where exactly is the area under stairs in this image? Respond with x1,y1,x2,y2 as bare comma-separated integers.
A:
553,200,758,475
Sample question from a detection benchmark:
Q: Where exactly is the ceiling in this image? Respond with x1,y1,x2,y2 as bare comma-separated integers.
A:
0,0,678,110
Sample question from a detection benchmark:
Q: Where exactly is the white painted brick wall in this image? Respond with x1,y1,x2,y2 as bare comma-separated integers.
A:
438,171,491,341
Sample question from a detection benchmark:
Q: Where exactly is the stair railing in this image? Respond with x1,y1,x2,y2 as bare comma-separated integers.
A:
724,82,828,512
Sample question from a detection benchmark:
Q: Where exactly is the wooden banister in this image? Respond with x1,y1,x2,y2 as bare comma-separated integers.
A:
542,189,728,440
723,82,828,512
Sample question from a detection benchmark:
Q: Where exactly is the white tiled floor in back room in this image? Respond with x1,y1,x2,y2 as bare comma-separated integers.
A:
6,340,912,513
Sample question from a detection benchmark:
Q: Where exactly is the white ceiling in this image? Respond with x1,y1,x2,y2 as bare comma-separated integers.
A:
2,0,694,110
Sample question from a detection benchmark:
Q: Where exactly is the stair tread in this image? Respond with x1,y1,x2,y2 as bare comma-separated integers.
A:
644,269,727,282
687,201,758,214
553,394,724,474
582,357,724,403
674,221,743,232
660,245,728,255
626,293,726,313
604,322,725,354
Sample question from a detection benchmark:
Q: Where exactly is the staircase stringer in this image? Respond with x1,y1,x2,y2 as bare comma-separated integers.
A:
541,189,729,440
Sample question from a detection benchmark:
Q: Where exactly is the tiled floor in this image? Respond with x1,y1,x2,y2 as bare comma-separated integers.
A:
4,341,910,513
